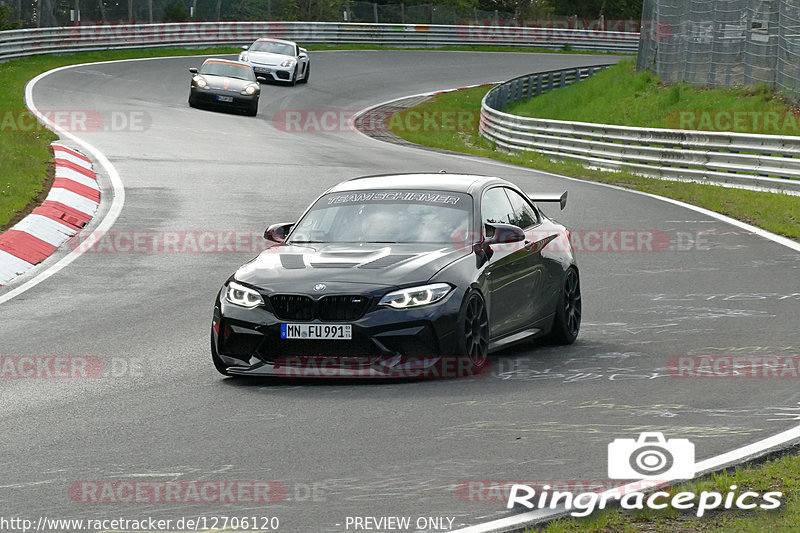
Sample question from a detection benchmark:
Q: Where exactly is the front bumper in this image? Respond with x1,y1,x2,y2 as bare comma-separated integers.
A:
190,87,258,110
249,64,294,82
212,286,468,378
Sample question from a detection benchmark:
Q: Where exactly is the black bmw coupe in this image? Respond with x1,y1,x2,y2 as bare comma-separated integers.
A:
211,173,581,378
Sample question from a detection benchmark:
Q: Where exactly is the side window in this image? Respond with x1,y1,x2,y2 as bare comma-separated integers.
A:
505,189,539,228
481,187,515,226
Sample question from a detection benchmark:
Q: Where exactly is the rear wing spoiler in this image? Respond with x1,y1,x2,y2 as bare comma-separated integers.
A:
528,191,568,210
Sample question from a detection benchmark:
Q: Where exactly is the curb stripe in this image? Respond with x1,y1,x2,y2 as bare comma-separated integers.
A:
53,158,96,179
0,230,58,264
52,144,91,163
0,250,34,285
45,188,99,216
55,166,99,189
0,142,97,287
33,201,92,230
53,177,101,202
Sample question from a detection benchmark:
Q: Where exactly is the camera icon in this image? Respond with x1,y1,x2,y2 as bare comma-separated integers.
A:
608,432,695,479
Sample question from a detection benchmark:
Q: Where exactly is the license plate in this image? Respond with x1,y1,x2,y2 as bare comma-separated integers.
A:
255,68,269,74
216,95,234,102
281,324,352,340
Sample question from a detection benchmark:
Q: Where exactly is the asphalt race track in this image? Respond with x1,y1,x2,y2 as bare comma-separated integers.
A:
2,51,800,532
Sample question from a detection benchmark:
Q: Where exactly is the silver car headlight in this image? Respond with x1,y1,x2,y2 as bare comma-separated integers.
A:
195,76,207,88
280,59,296,68
242,84,258,95
226,281,264,308
378,283,452,309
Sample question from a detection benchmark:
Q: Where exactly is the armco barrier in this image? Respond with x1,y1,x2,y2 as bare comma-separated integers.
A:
0,21,639,61
480,67,800,193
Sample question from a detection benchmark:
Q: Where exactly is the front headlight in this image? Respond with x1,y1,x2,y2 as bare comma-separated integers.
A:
225,281,264,308
194,76,207,88
378,283,452,309
280,59,296,67
242,84,258,95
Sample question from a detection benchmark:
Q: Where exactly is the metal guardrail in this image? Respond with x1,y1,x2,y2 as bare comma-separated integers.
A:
480,66,800,193
0,21,639,61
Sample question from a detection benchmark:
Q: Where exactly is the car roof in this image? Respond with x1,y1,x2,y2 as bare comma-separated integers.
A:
202,58,251,67
255,38,296,46
326,173,508,195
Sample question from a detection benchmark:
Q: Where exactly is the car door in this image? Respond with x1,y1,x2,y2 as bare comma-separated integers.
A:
481,187,539,338
505,188,560,323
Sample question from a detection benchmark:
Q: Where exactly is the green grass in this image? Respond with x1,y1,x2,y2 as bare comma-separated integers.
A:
0,46,240,230
505,60,800,135
388,84,800,240
532,447,800,532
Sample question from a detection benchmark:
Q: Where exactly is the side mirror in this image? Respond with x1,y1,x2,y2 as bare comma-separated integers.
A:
484,223,525,246
241,45,249,50
264,222,294,243
189,67,198,74
298,47,307,57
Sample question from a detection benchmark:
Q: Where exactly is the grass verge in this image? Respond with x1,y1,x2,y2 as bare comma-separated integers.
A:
387,84,800,240
505,60,800,135
532,446,799,532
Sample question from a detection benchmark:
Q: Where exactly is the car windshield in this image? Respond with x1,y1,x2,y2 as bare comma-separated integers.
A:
289,190,472,244
200,62,256,81
250,41,296,56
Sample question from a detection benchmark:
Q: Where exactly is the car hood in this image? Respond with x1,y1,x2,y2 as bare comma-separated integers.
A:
247,51,293,66
233,243,470,292
200,75,254,91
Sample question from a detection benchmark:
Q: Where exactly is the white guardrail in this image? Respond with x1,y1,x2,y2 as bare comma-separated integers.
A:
480,66,800,193
0,21,639,61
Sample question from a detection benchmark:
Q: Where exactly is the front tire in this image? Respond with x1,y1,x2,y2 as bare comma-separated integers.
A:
457,292,489,369
299,64,309,84
245,102,258,117
287,67,297,86
546,267,581,344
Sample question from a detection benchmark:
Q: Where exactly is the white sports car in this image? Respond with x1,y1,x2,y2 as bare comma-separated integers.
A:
239,38,310,86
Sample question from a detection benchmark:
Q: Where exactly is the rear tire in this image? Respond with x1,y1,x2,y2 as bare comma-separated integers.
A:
545,267,581,345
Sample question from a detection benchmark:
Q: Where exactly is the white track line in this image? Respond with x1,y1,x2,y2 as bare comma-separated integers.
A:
354,93,800,532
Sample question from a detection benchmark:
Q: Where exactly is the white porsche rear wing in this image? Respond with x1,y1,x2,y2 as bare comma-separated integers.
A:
528,191,568,210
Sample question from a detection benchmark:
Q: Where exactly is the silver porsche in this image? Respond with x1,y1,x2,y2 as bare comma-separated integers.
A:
239,38,310,86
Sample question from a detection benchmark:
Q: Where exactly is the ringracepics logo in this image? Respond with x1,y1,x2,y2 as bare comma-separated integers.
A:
505,432,782,517
608,432,694,479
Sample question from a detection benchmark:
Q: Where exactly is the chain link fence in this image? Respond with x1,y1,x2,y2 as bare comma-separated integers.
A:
0,0,513,29
637,0,800,99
